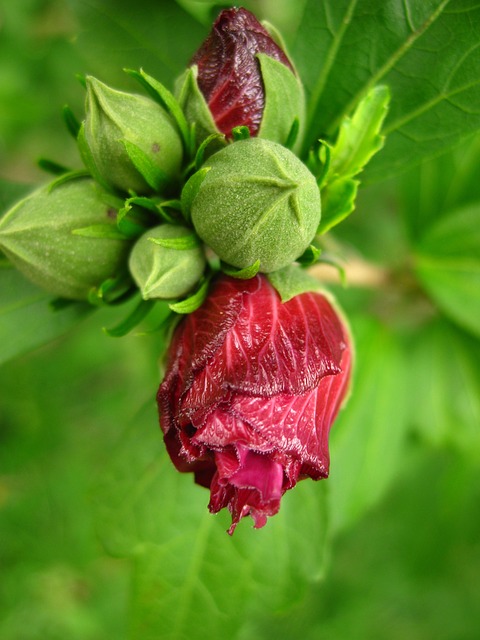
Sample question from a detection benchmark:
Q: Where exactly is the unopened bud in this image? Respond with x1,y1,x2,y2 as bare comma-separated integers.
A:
0,177,132,300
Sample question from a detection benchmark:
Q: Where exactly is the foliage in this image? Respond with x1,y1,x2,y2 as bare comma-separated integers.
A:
1,1,479,638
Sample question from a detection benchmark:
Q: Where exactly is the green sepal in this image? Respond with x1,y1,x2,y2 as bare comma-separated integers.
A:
194,134,226,172
47,170,91,193
307,139,332,188
267,264,323,303
328,85,390,181
121,139,168,192
316,254,347,287
284,118,300,151
221,259,261,279
181,167,211,223
37,158,70,176
87,275,133,307
156,199,183,224
125,68,192,156
175,66,220,148
257,53,305,152
149,233,201,251
297,244,322,267
231,126,250,141
318,177,359,235
72,224,130,240
62,104,81,138
77,122,112,191
116,201,152,238
103,298,156,337
168,276,211,314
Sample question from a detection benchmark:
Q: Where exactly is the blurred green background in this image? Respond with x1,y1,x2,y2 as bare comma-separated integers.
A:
1,1,480,638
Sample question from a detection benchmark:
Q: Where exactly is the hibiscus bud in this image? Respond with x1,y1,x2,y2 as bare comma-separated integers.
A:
0,178,131,300
185,138,320,272
83,76,183,194
177,7,304,146
128,224,206,300
157,274,351,534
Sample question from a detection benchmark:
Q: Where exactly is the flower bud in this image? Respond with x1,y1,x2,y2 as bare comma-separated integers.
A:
83,76,183,194
177,7,304,147
128,224,206,300
0,177,132,300
158,274,352,534
185,138,321,273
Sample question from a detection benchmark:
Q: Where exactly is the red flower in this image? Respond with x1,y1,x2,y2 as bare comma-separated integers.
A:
190,7,293,137
157,275,352,534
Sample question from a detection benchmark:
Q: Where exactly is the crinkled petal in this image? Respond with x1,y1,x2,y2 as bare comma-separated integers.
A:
209,446,284,533
191,7,293,136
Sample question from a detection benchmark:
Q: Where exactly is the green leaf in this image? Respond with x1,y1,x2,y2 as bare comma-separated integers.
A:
180,167,210,223
221,259,261,279
267,265,323,302
0,267,91,366
294,0,480,180
37,158,70,176
149,233,201,251
62,104,81,139
328,314,409,533
103,298,155,337
296,244,322,267
409,319,480,459
231,125,251,141
70,0,205,89
168,277,210,314
415,203,480,337
92,401,331,639
318,177,359,234
328,85,390,180
72,224,129,240
121,139,168,192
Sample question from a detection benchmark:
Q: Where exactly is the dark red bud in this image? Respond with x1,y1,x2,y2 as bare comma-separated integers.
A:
158,275,352,534
190,7,293,137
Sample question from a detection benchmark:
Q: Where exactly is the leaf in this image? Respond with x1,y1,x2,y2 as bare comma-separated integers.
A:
221,259,261,279
318,177,359,235
327,314,409,534
103,298,155,337
328,85,390,180
72,224,129,240
121,139,168,192
293,0,480,180
92,401,331,639
168,277,210,314
0,267,91,366
70,0,206,89
415,203,480,337
149,233,201,251
409,319,480,459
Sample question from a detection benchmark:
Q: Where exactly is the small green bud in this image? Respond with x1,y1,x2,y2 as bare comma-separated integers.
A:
186,138,321,273
0,177,132,300
83,76,183,194
128,225,206,299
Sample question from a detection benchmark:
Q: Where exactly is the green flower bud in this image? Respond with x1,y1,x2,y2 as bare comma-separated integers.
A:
128,225,206,299
0,177,132,300
185,138,321,273
82,76,183,194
